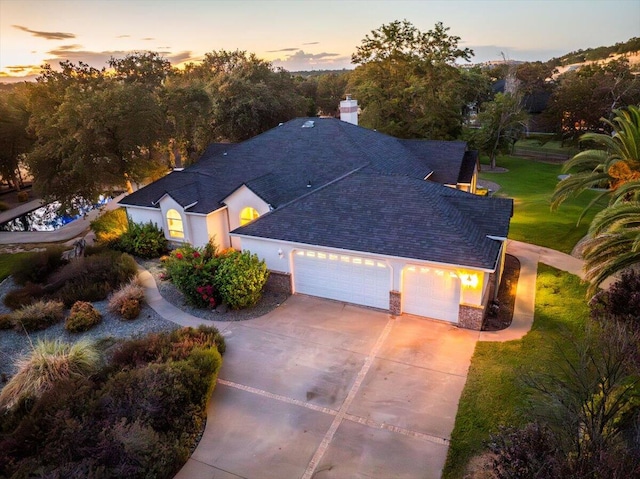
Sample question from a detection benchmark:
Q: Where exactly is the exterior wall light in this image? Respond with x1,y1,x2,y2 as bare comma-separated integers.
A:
461,273,479,288
278,248,284,259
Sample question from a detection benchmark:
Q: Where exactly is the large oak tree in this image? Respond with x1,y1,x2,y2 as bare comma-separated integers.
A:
348,20,474,140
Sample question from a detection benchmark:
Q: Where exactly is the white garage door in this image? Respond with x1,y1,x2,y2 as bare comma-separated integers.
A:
293,250,390,309
402,266,461,322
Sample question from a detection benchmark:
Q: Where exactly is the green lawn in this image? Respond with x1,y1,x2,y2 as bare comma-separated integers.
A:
514,138,577,156
442,265,590,478
0,252,31,282
481,155,606,253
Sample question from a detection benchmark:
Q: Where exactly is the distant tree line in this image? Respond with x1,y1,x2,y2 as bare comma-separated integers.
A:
0,21,638,206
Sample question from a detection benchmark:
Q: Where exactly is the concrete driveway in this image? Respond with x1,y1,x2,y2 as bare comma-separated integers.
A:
175,295,479,479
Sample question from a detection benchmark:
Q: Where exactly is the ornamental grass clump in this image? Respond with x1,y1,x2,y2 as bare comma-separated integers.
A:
10,300,65,332
108,279,145,320
0,338,99,411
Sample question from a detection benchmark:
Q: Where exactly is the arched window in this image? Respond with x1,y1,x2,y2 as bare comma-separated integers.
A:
167,209,184,238
240,207,259,226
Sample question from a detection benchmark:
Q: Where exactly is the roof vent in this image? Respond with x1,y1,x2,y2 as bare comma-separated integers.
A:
302,120,315,128
278,122,284,126
307,180,311,188
223,152,227,156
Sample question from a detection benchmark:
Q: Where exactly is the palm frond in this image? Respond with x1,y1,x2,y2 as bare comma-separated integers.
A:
588,202,640,236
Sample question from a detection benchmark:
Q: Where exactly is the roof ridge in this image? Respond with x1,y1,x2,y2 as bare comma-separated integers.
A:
257,164,368,216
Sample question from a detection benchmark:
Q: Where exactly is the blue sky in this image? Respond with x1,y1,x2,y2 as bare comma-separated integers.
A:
1,0,638,80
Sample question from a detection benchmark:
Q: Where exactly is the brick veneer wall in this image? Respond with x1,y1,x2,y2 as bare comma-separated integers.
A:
458,304,485,330
389,290,401,315
458,271,498,330
264,271,292,295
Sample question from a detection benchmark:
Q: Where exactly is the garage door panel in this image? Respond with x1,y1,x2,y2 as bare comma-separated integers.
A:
294,250,389,310
402,266,460,322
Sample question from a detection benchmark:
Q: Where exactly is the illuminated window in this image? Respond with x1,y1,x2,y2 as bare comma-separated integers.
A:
240,207,259,226
167,209,184,239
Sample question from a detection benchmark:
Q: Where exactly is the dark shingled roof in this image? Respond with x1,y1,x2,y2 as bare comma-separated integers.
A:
401,139,468,185
233,172,513,270
120,117,468,213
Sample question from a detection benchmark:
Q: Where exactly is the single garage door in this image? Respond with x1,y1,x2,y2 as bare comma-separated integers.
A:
293,250,390,309
402,266,461,322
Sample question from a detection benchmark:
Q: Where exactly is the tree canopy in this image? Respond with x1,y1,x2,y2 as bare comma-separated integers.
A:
348,20,474,140
17,50,310,206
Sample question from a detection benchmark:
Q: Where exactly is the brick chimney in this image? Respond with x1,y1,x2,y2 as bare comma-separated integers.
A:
339,95,358,126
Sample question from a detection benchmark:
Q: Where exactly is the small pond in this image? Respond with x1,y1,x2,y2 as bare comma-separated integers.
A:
0,196,111,232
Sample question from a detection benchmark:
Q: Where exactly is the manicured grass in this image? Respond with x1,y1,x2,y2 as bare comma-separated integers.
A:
0,252,32,282
442,265,590,478
514,138,577,155
481,155,606,253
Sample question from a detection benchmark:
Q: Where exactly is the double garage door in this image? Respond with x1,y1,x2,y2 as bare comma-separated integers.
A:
293,250,390,309
293,249,461,322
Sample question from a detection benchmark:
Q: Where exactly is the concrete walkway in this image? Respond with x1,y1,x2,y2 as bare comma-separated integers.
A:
480,239,614,342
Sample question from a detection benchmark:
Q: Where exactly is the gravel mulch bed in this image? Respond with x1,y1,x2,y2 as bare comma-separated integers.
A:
138,259,290,322
0,276,180,386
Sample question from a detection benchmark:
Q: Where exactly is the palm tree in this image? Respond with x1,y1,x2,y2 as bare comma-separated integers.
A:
552,105,640,223
582,195,640,295
553,106,640,293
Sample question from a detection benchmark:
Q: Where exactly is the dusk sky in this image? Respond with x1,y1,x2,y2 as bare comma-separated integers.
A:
1,0,639,81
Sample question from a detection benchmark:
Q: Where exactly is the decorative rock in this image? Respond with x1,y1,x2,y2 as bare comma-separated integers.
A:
215,303,229,314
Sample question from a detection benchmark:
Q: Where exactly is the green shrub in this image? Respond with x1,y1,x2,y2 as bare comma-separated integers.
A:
3,282,45,310
214,250,269,309
114,221,168,259
488,423,562,479
90,208,129,244
16,191,29,202
0,339,98,410
163,244,218,307
0,201,9,211
65,301,102,333
55,280,112,307
12,247,67,285
49,251,138,306
108,280,145,319
111,325,225,369
10,300,65,332
0,328,223,478
590,269,640,331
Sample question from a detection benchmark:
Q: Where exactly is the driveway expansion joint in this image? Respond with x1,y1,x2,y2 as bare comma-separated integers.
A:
302,316,396,479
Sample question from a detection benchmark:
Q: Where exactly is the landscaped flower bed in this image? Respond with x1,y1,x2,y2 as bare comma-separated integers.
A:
162,242,271,311
0,326,225,478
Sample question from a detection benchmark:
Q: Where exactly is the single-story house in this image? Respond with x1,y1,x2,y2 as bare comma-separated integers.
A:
120,102,513,329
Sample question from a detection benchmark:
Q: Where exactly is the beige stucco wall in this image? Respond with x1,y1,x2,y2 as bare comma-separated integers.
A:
125,206,163,229
223,186,270,250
